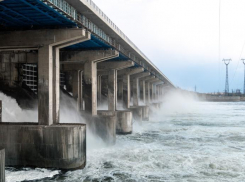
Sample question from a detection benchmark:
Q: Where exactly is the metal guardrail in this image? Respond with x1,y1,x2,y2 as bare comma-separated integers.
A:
41,0,174,86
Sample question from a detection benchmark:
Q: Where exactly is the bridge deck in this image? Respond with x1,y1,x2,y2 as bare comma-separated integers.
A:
0,0,174,86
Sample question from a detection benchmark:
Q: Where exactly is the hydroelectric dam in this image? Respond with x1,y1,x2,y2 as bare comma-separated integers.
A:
0,0,175,175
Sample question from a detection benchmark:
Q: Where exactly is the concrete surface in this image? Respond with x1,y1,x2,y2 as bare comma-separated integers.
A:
0,148,4,182
0,123,86,169
116,111,133,134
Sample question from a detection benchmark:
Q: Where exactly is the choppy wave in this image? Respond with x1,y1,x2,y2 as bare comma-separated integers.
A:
5,101,245,182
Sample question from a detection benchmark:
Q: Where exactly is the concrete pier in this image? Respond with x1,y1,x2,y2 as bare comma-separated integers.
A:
116,111,133,134
0,148,4,182
142,106,150,121
0,123,86,169
130,106,143,121
97,111,116,144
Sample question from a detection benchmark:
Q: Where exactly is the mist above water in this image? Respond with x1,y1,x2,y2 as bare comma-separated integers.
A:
4,90,245,182
0,92,38,122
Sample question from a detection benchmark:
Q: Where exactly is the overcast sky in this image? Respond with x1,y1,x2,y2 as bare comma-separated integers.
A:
93,0,245,93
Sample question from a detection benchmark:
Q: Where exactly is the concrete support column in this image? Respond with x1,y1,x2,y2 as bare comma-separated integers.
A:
84,60,97,116
155,85,158,100
72,70,84,111
131,72,150,107
38,46,54,125
142,80,146,104
0,29,90,125
133,78,140,106
146,82,151,104
62,50,120,116
117,67,144,109
72,71,79,107
97,75,102,106
78,71,83,111
150,83,154,101
53,47,60,124
0,148,4,182
118,78,123,101
123,74,130,109
108,69,117,111
0,101,1,122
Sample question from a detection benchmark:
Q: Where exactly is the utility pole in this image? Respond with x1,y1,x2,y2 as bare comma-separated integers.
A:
223,59,231,95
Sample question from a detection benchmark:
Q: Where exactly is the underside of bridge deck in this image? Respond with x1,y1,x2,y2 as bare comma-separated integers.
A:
0,0,172,170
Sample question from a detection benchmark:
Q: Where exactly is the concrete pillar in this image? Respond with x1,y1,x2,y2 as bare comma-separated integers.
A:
151,83,154,101
117,68,144,109
62,50,120,116
78,71,83,111
97,61,135,110
97,75,102,106
118,77,123,101
0,29,90,125
0,148,4,182
131,72,150,106
123,74,130,109
72,70,84,111
142,80,146,104
146,82,151,104
38,46,54,125
108,69,117,111
84,60,98,115
0,101,1,122
142,76,155,105
133,78,140,106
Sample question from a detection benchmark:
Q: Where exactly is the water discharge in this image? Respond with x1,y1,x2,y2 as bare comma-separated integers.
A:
3,91,245,181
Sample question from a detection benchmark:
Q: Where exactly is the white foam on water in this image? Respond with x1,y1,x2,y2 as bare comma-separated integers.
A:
5,168,59,182
4,91,245,181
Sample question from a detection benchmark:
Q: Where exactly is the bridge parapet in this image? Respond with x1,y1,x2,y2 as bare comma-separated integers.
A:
40,0,174,86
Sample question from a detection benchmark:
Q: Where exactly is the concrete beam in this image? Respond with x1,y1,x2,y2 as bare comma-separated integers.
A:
131,72,150,80
118,67,144,76
97,60,134,71
60,49,119,64
97,70,109,76
140,75,155,82
0,29,89,48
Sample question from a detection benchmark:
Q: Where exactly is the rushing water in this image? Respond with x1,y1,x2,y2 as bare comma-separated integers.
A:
5,98,245,182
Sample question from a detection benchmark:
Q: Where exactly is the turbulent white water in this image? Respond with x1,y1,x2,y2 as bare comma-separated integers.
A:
4,94,245,182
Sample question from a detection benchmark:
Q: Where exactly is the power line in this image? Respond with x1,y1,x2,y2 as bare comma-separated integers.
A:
242,59,245,94
230,40,245,87
218,0,221,91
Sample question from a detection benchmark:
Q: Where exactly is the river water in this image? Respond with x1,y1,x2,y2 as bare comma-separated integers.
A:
5,95,245,182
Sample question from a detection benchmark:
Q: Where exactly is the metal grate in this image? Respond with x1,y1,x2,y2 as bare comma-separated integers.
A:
22,64,38,94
